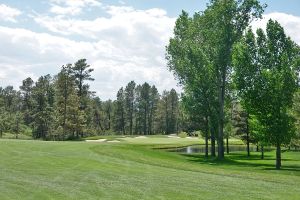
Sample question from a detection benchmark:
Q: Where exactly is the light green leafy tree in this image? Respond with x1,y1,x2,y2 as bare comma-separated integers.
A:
232,20,300,169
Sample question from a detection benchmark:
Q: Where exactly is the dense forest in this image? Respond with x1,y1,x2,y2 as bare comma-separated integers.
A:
0,59,185,140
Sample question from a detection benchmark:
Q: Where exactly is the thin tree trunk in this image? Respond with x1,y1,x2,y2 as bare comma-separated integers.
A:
218,67,226,160
143,107,147,135
261,145,264,159
211,131,216,157
63,79,67,138
134,117,138,135
246,136,250,157
165,98,168,134
276,143,281,170
108,110,111,130
121,109,125,135
226,136,229,154
246,115,250,157
130,104,133,135
205,132,209,158
205,116,209,158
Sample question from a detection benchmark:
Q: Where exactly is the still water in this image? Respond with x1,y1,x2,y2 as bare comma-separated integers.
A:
169,144,257,154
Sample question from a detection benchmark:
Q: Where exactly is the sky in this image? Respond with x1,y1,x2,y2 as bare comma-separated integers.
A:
0,0,299,100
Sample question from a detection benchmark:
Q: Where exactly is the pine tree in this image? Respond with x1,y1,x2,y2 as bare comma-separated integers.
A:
125,81,136,135
31,75,54,139
148,85,159,134
113,88,126,134
55,65,85,140
72,59,94,110
20,77,34,126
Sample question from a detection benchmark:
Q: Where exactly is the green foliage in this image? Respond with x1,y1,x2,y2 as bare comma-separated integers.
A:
72,58,94,103
54,64,85,140
166,0,265,159
290,90,300,148
233,20,300,168
113,87,126,134
125,81,136,135
31,75,55,139
20,77,34,125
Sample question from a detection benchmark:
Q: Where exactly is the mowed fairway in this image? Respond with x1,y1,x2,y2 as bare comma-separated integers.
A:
0,137,300,200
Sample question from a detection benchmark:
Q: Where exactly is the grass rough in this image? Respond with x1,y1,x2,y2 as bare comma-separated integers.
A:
0,137,299,200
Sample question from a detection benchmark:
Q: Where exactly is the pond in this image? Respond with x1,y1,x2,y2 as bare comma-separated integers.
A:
169,144,258,154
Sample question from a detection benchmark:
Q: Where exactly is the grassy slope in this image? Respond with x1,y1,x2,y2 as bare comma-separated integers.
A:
0,138,299,200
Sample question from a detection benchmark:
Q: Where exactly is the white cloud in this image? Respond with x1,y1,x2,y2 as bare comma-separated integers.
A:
49,0,102,16
2,5,300,100
251,12,300,44
28,5,179,99
0,4,21,23
34,6,174,41
0,11,179,100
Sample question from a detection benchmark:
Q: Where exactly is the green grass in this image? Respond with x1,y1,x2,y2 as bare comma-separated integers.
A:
0,137,299,200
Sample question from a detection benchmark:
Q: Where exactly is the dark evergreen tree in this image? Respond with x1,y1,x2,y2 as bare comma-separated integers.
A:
31,75,54,139
20,77,34,126
125,81,136,135
113,87,126,134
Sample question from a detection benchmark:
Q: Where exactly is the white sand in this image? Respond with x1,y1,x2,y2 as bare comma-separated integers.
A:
135,136,147,139
167,135,180,138
107,140,121,143
85,139,107,142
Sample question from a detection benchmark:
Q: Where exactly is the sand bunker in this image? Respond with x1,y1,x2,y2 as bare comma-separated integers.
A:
167,135,180,138
86,139,107,142
107,140,121,143
135,136,147,139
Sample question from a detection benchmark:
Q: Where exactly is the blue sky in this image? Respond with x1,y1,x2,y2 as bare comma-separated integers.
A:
0,0,299,99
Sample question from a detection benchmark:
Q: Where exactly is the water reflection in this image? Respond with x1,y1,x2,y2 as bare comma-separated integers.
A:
169,145,257,154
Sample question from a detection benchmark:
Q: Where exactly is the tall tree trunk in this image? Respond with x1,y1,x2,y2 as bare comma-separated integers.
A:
226,136,229,154
108,110,111,130
143,107,147,135
205,132,209,158
130,104,133,135
276,143,281,170
63,79,67,138
205,116,209,158
165,99,168,134
246,114,250,157
217,67,226,159
261,145,264,159
246,133,250,157
121,109,125,135
134,116,138,135
211,131,216,157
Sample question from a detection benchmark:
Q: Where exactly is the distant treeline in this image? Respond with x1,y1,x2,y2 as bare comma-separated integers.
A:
0,59,186,140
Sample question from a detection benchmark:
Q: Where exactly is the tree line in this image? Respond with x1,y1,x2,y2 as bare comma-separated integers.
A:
0,59,183,140
113,82,181,135
166,0,300,169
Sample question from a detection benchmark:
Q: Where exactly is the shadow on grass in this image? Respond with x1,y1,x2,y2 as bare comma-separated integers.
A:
180,152,300,173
